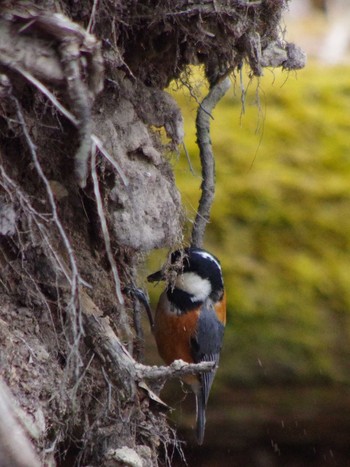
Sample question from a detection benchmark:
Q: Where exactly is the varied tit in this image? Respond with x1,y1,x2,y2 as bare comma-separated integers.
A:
147,247,226,445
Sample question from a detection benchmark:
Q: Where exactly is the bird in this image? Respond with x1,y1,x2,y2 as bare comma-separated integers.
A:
147,246,226,445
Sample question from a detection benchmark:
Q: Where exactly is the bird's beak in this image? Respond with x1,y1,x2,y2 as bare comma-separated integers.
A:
147,269,165,282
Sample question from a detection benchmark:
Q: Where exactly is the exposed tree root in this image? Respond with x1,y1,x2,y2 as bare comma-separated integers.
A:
191,76,231,248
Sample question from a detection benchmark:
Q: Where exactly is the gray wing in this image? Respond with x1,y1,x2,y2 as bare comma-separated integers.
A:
190,299,225,404
191,299,225,444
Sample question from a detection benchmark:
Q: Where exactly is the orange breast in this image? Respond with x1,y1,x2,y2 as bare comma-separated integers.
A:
154,292,199,365
215,290,227,326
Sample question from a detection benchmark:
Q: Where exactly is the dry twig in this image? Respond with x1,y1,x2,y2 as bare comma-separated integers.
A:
136,359,216,382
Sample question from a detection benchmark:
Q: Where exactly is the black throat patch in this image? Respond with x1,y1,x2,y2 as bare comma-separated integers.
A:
167,287,201,313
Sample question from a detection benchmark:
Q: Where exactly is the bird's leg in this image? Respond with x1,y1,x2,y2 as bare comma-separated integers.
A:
124,286,155,331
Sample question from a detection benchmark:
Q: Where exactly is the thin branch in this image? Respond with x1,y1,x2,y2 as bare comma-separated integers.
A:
124,286,154,330
87,0,99,33
71,352,95,400
182,141,195,175
15,66,79,125
178,75,214,119
135,359,216,382
239,65,246,116
90,144,125,309
191,77,231,248
91,134,128,186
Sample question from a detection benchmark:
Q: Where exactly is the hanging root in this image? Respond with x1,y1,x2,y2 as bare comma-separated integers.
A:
191,77,231,248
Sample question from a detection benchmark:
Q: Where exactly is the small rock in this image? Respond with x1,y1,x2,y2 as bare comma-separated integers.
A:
107,446,143,467
0,201,16,236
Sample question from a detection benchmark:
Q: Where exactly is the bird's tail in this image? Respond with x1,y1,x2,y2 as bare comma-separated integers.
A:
195,390,206,445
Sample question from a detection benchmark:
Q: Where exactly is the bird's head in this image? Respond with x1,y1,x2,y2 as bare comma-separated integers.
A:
148,247,224,311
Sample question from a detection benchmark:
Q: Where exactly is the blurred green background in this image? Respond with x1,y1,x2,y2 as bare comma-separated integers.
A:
145,62,350,465
170,65,350,387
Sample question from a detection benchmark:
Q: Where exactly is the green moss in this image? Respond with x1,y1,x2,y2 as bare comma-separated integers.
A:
165,65,350,385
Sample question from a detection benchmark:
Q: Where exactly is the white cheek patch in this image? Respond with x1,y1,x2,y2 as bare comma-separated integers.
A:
195,250,221,271
175,272,212,302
